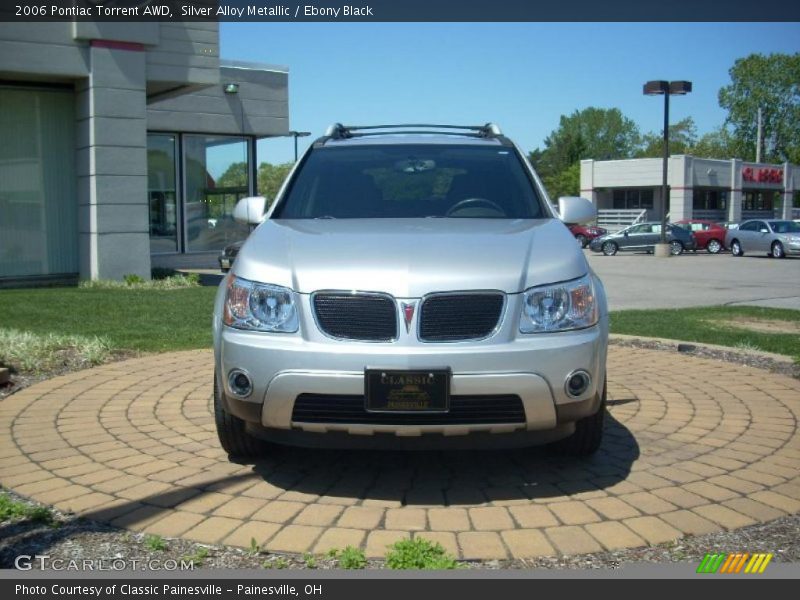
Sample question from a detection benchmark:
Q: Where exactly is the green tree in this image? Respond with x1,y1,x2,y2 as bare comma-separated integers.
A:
637,117,698,158
257,162,294,206
529,107,641,178
541,163,580,201
691,126,743,159
718,52,800,162
216,161,248,188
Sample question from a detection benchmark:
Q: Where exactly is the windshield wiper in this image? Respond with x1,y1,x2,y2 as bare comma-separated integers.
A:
314,215,337,219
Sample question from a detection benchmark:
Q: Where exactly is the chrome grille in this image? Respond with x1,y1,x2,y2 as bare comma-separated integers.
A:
313,293,397,341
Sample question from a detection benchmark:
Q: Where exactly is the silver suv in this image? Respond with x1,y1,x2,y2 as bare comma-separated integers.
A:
212,124,608,457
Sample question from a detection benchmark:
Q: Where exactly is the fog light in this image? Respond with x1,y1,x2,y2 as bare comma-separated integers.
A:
565,370,591,398
228,369,252,398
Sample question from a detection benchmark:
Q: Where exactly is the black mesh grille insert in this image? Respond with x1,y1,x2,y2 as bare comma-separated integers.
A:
313,293,397,341
292,394,525,425
419,294,504,341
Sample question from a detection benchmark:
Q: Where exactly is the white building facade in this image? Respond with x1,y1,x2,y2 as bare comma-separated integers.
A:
580,156,799,224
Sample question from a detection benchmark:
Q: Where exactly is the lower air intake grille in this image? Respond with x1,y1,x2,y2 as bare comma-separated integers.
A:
291,394,525,425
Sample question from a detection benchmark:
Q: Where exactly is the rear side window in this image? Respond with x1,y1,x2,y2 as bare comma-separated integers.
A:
272,144,544,219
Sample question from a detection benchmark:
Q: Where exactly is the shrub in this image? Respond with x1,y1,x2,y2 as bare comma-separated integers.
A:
385,538,459,570
0,329,112,374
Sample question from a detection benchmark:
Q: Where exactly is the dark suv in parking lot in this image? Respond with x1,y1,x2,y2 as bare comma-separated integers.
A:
588,222,696,256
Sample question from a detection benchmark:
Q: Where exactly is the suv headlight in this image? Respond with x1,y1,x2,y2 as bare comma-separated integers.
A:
223,276,299,333
519,274,598,333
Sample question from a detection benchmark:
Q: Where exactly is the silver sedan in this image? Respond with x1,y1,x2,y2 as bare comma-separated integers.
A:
725,219,800,258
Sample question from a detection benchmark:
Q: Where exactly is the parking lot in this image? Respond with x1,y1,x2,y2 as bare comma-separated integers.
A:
586,251,800,311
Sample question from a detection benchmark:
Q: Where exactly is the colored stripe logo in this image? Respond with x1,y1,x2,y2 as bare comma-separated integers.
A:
696,553,773,574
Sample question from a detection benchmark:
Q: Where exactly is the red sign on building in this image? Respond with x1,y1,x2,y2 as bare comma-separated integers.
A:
742,166,783,184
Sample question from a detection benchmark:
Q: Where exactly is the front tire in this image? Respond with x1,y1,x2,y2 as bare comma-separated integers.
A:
214,373,265,459
731,239,744,257
669,240,684,255
706,239,722,254
771,241,786,259
602,241,618,256
551,379,606,457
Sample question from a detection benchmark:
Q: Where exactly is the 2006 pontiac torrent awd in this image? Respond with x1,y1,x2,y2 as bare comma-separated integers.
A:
212,123,608,457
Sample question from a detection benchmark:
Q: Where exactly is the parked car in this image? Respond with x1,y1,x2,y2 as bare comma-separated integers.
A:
568,224,608,248
212,123,609,458
673,219,727,254
725,219,800,258
218,240,243,272
721,221,740,230
588,221,696,256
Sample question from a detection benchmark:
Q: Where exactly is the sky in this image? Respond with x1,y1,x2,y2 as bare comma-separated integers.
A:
219,22,800,166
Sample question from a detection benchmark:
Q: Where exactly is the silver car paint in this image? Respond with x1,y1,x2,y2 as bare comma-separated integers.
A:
213,133,609,440
725,220,800,256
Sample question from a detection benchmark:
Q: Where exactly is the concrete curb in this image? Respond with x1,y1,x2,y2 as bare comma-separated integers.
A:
609,333,795,365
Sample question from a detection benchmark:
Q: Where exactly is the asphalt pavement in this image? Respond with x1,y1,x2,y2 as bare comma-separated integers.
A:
586,250,800,311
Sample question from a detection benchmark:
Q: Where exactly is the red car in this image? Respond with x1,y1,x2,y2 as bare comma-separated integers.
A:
674,219,727,253
568,224,608,248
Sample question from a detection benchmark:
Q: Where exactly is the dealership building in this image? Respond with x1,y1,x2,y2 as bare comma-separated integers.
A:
0,21,289,285
580,156,799,226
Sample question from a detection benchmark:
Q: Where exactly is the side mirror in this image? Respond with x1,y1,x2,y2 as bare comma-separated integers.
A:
233,196,267,225
558,196,597,225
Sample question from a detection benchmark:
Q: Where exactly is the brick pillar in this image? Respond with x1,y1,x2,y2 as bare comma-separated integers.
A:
781,162,794,219
77,42,150,281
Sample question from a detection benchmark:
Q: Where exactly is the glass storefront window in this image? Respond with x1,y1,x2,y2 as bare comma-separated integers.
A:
0,87,77,279
184,135,251,252
147,134,178,253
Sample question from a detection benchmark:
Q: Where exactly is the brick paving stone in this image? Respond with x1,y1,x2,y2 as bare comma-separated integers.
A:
144,512,206,538
365,530,410,558
223,520,281,549
211,496,267,519
469,506,515,530
294,504,345,527
692,505,757,530
549,501,602,525
385,508,427,531
4,347,800,561
458,532,508,559
622,516,683,545
501,529,556,557
336,506,385,529
585,522,646,550
659,510,721,536
545,526,603,555
312,528,367,554
508,505,559,528
183,516,241,544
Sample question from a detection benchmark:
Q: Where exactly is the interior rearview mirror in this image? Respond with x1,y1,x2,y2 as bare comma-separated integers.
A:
558,196,597,225
233,196,267,226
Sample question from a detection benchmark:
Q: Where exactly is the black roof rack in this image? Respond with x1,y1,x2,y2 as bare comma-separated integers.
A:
323,123,504,140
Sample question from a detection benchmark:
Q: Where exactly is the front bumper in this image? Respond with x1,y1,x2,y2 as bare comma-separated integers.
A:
214,291,608,439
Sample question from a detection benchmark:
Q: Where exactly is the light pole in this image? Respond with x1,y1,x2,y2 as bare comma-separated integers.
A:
288,131,311,161
643,80,692,255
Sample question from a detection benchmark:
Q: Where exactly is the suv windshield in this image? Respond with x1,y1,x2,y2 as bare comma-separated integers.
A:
273,144,544,219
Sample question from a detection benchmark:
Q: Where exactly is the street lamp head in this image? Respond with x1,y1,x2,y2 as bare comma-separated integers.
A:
668,80,692,95
643,80,669,95
288,131,312,138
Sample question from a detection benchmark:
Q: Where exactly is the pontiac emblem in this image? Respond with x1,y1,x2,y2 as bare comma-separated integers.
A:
401,302,416,333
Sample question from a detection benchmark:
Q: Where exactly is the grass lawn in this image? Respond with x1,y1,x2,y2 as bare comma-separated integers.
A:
2,286,799,366
0,286,217,353
610,305,800,362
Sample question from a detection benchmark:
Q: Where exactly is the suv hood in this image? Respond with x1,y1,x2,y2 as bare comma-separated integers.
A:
233,218,587,297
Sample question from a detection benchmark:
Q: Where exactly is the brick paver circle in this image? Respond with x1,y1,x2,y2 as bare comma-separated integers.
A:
2,347,800,560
